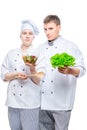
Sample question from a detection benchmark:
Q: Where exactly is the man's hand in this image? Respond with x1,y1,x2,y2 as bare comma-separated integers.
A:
58,66,70,74
58,66,80,76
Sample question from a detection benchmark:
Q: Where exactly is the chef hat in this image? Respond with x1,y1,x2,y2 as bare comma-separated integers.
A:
21,19,39,35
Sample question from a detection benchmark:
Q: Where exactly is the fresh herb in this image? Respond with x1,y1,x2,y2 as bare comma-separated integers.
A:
50,52,76,68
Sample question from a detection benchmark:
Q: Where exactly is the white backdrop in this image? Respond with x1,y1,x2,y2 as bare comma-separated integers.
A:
0,0,87,130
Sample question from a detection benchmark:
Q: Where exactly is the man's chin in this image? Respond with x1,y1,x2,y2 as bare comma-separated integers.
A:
48,38,53,41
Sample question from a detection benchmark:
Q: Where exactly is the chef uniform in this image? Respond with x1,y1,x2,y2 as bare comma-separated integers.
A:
38,36,86,130
1,20,45,130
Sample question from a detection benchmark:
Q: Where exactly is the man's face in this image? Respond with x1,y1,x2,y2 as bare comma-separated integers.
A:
44,22,61,41
20,29,34,47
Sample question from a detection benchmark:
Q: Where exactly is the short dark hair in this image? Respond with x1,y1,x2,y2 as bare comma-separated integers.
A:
43,15,61,25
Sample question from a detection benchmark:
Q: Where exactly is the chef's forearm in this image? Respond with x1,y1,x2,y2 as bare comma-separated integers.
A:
31,76,41,85
69,68,80,76
4,73,18,81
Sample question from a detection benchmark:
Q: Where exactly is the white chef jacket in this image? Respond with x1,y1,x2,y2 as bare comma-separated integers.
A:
1,45,46,109
37,36,86,110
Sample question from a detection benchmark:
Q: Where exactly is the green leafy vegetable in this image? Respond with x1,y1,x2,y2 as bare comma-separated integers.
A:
50,52,76,68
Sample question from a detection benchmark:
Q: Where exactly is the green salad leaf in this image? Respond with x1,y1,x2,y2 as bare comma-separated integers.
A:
50,52,76,68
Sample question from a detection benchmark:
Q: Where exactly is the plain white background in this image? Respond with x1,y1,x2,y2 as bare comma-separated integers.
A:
0,0,87,129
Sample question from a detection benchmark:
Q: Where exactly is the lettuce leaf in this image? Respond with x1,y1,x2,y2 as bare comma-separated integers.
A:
50,52,76,68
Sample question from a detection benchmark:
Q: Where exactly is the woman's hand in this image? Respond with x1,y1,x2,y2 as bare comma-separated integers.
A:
25,62,36,73
5,72,28,81
16,72,29,80
25,62,41,85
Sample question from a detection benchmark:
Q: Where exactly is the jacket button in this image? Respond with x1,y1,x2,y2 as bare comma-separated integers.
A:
42,80,45,83
14,68,17,71
51,69,54,71
23,68,25,71
17,54,19,56
13,85,15,87
51,80,53,83
13,93,16,96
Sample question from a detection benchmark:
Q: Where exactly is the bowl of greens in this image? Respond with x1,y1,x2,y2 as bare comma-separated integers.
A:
50,52,76,68
23,55,37,65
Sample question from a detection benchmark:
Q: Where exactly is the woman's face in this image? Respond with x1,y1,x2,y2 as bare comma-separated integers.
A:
20,29,35,47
